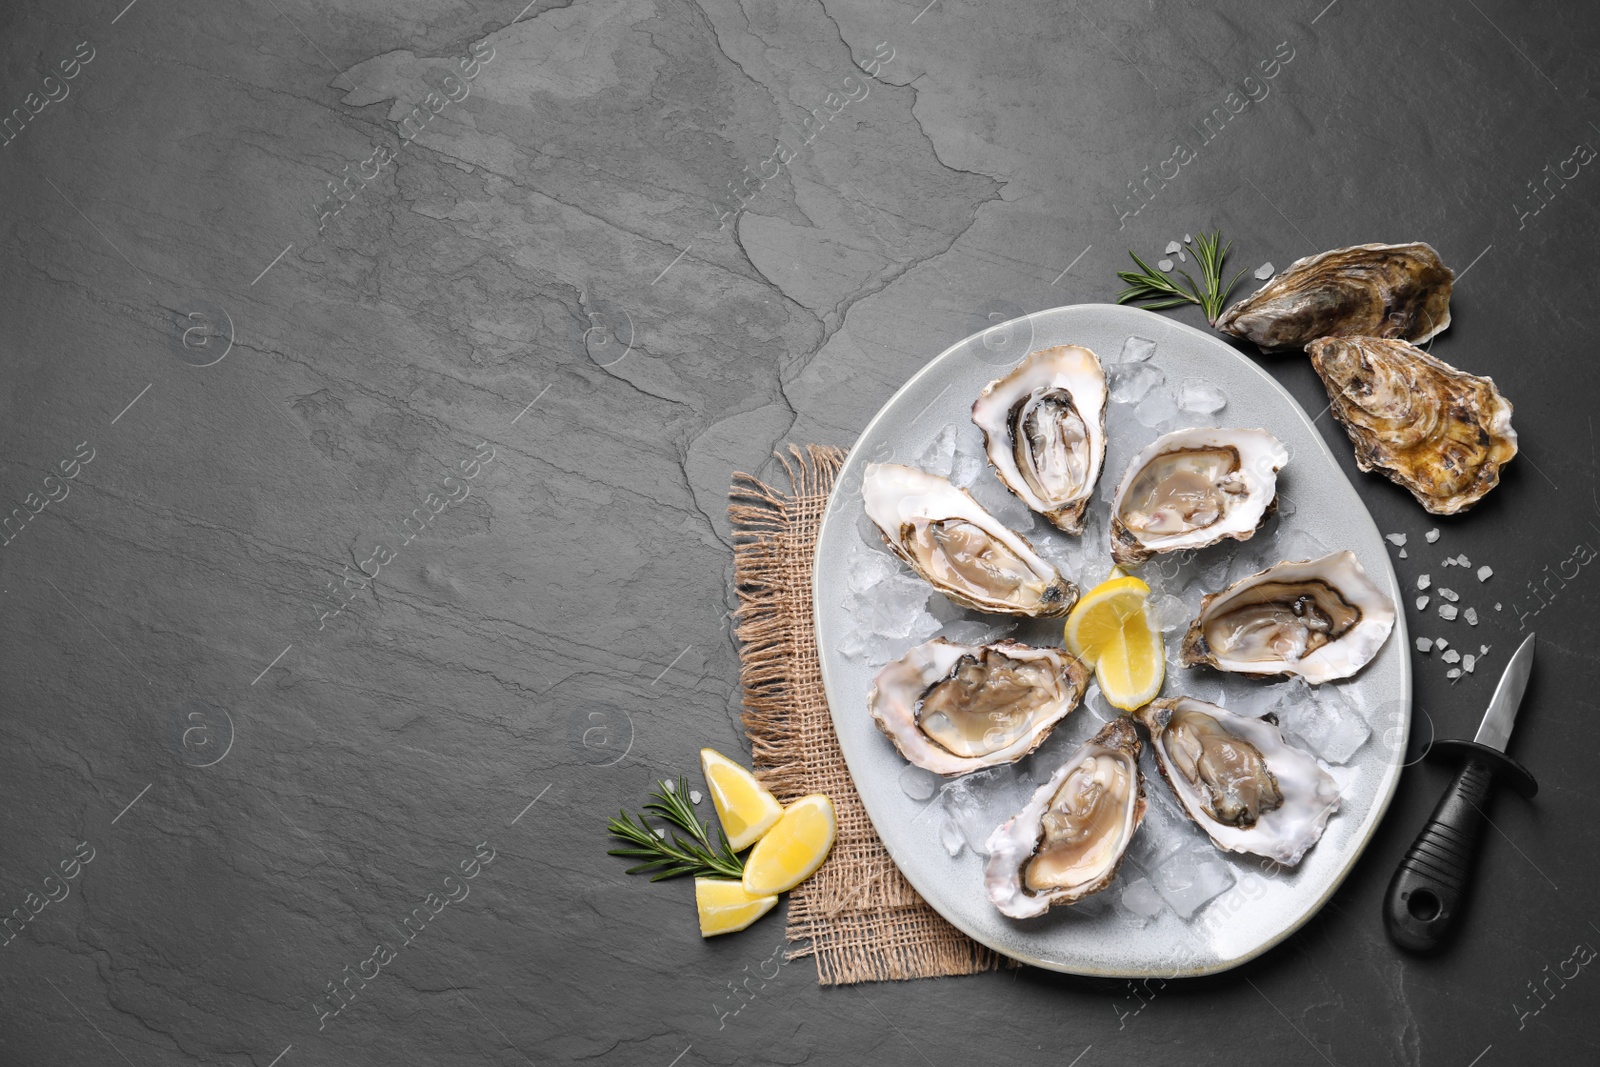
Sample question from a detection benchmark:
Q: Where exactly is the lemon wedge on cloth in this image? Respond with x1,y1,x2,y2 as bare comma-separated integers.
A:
743,794,837,896
1064,573,1165,710
700,748,784,851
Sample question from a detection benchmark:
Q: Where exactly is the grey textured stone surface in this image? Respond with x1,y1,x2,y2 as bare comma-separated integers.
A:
2,0,1598,1064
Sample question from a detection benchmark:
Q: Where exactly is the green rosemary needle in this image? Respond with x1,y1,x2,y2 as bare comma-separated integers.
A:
607,777,744,881
1116,230,1247,325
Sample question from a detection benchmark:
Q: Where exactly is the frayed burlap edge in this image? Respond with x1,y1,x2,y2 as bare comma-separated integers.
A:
730,445,1005,985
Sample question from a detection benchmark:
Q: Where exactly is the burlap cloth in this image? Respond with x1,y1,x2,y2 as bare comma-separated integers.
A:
729,446,1006,985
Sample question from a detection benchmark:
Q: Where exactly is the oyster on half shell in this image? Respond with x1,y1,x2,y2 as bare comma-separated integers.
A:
1215,242,1454,351
1308,335,1517,515
868,638,1090,776
862,463,1077,617
971,345,1108,534
1109,427,1288,566
1181,550,1395,683
1136,697,1341,866
983,717,1145,918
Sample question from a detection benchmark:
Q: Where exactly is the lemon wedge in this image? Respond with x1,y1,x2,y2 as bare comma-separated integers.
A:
700,748,784,851
1063,574,1165,711
695,877,778,937
742,794,836,896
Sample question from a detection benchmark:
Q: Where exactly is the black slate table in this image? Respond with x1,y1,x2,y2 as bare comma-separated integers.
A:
2,1,1597,1064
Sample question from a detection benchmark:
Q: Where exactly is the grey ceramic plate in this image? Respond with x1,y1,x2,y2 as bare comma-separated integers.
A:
813,304,1410,978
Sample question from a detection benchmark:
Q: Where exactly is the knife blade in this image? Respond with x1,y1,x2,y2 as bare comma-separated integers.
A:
1383,633,1541,952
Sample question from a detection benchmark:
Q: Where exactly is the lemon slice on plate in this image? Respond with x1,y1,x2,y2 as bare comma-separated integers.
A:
701,748,784,851
1064,574,1165,710
695,877,778,937
743,794,837,896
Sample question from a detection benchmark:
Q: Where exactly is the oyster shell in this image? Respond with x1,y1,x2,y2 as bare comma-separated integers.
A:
1109,427,1288,566
970,345,1108,534
1135,697,1341,866
984,717,1145,917
1307,335,1517,515
1215,242,1454,351
862,463,1077,617
868,638,1090,776
1181,550,1395,683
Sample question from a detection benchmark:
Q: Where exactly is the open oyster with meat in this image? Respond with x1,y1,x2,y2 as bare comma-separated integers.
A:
1215,242,1454,351
984,718,1146,918
868,638,1090,776
971,344,1108,534
1181,550,1396,683
1108,427,1288,566
1136,697,1341,866
862,462,1077,617
1307,335,1517,514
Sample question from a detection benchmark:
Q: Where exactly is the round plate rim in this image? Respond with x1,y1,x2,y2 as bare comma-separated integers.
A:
811,302,1411,978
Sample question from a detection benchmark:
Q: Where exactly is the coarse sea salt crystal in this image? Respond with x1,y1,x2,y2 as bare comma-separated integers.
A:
1480,644,1490,654
1425,528,1441,543
1457,554,1471,567
1255,262,1275,280
1478,566,1494,582
1399,548,1407,558
690,789,703,805
1447,668,1462,680
1439,603,1459,621
1440,588,1460,602
1464,607,1478,625
1437,638,1449,650
1416,596,1430,610
1166,240,1182,254
1464,654,1477,673
1386,533,1408,547
1495,602,1503,611
1158,258,1175,272
1442,649,1461,664
1417,574,1431,590
1416,637,1434,652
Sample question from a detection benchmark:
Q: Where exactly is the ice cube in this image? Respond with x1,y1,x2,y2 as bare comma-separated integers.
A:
1158,258,1175,272
950,432,985,487
1276,494,1297,517
1177,377,1228,415
1477,566,1494,582
938,773,999,855
1110,362,1165,403
1425,528,1440,543
1276,525,1330,564
1439,588,1459,602
1416,596,1430,610
1147,592,1191,633
1281,682,1370,764
900,765,940,802
1118,336,1158,363
1417,574,1431,590
1385,533,1408,547
1442,649,1461,664
913,425,959,479
1151,845,1236,920
1439,603,1459,621
1135,387,1179,428
1464,607,1478,626
939,618,1015,646
1416,637,1433,652
1254,261,1275,280
937,812,965,856
1120,877,1167,921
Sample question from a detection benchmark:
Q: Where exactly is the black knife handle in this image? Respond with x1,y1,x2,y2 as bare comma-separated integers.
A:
1383,756,1495,952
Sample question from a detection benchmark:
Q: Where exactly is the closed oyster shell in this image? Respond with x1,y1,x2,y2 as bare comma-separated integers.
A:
1216,242,1453,351
867,638,1090,776
983,717,1145,918
1307,335,1517,515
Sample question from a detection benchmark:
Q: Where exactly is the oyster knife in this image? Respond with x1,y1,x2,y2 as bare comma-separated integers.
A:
1383,633,1540,952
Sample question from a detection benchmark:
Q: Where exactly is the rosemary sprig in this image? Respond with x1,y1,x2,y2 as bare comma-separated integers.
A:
607,777,744,881
1116,230,1248,325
